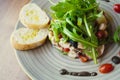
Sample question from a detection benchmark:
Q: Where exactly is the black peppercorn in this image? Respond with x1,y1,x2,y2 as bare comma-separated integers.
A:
112,56,120,64
69,40,78,48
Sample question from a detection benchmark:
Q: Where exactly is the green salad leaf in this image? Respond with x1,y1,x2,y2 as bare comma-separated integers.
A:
113,26,120,43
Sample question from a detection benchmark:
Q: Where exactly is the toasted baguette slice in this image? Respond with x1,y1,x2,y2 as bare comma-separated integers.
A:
10,28,48,50
19,3,50,29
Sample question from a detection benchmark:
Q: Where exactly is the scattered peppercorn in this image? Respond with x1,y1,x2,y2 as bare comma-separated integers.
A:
112,56,120,64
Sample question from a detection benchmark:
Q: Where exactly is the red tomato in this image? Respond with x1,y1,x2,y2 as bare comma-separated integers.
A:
114,4,120,13
79,56,88,62
99,63,114,74
58,34,62,39
96,30,105,39
63,48,70,52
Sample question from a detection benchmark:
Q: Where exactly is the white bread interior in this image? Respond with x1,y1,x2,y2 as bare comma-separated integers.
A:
10,28,48,50
19,3,50,29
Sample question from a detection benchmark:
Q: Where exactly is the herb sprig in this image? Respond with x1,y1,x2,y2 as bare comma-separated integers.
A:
113,26,120,43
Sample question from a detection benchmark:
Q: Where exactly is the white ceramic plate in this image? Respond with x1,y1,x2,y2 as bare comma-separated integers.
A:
15,0,120,80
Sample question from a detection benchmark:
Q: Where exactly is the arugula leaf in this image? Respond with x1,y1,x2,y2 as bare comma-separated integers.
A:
66,17,83,32
113,26,120,43
92,47,98,64
84,15,91,37
84,15,98,64
51,2,74,18
51,0,99,19
63,26,97,47
87,11,103,21
51,21,61,42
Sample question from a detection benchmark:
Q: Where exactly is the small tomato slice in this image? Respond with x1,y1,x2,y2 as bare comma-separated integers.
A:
79,56,88,62
99,63,114,74
114,4,120,13
63,48,70,52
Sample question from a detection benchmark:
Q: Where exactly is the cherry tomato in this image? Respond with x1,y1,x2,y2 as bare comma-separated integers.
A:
63,48,70,52
96,30,105,39
79,55,88,62
58,34,62,39
99,63,114,74
114,4,120,13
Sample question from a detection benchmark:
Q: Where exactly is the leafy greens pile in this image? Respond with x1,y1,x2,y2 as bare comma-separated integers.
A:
49,0,106,64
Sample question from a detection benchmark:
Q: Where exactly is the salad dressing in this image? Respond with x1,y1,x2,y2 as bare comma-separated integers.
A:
59,69,97,76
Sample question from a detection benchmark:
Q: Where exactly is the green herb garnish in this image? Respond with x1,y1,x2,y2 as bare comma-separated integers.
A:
113,26,120,43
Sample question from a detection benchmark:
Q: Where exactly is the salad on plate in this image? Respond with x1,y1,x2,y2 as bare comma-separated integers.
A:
48,0,111,64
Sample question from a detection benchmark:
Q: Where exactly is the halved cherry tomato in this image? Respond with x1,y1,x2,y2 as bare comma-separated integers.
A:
58,34,62,39
79,55,88,62
114,4,120,13
99,63,114,74
96,30,105,39
63,48,70,52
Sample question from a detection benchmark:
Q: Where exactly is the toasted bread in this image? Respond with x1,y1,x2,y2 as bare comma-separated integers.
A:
10,28,48,50
19,3,50,29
